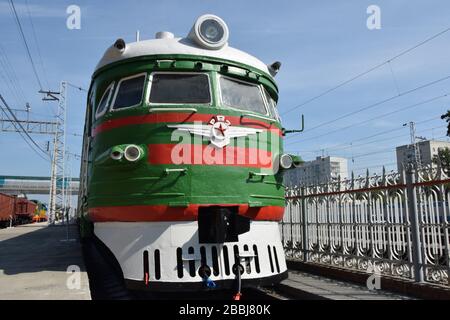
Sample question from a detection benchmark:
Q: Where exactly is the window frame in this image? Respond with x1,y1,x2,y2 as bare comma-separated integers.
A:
262,86,281,122
110,72,148,112
147,71,213,106
217,75,270,117
94,82,115,120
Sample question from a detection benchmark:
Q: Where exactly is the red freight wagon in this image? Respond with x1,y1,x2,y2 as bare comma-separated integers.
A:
0,193,16,226
15,197,37,223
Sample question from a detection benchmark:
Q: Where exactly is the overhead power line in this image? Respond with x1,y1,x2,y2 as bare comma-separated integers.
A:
0,94,50,159
24,0,50,89
281,25,450,116
288,116,441,158
67,82,88,92
285,91,449,145
1,108,49,162
286,124,446,157
0,45,28,106
8,0,44,91
0,96,50,162
285,74,450,143
349,134,448,160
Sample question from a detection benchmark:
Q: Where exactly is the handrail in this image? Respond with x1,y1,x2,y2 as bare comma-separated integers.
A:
149,108,198,113
241,113,275,124
249,172,271,177
165,168,188,175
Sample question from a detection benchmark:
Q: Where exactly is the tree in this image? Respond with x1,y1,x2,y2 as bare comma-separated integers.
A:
433,147,450,173
441,111,450,136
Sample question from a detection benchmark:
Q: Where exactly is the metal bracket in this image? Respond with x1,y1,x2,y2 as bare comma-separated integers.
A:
249,172,270,178
241,113,275,124
150,108,197,113
283,114,305,135
164,168,187,175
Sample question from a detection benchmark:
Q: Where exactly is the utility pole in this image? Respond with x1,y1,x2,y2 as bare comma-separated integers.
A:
41,81,67,225
404,122,422,169
0,108,57,134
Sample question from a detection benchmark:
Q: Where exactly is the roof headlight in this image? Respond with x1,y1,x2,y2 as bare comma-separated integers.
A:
189,14,229,50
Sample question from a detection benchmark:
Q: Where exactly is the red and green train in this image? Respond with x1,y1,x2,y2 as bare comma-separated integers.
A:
0,193,46,227
78,14,300,293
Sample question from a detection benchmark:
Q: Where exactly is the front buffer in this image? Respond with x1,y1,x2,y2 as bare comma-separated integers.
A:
94,215,287,292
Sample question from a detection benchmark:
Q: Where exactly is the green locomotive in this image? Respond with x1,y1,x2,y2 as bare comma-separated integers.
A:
78,14,299,294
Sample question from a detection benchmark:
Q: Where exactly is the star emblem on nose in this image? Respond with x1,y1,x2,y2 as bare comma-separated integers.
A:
167,115,263,148
215,123,227,136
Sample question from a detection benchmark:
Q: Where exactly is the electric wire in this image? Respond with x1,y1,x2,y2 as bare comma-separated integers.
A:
8,0,44,90
285,92,449,146
281,26,450,116
0,94,50,160
24,0,50,89
0,100,49,162
285,74,450,142
0,45,28,106
67,82,88,92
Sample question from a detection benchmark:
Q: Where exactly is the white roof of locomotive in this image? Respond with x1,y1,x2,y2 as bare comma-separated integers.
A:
94,37,271,75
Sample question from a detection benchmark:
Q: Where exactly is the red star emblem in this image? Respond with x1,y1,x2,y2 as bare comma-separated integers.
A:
215,123,227,136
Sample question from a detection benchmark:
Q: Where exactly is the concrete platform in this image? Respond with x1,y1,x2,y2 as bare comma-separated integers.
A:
0,223,91,300
277,271,413,300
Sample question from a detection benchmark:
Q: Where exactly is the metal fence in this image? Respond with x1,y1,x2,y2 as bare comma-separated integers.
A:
282,165,450,286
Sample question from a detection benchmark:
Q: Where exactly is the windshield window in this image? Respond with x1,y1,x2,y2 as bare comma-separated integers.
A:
149,73,211,104
219,77,267,115
112,74,146,110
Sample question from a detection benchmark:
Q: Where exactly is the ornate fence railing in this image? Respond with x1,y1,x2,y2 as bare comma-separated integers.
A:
282,165,450,286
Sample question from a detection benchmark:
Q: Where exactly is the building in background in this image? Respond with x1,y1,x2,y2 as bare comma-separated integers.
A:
284,156,349,187
396,140,450,171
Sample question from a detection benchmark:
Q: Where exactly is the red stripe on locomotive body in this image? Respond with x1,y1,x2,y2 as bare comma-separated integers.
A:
92,112,282,137
88,204,284,222
148,144,273,168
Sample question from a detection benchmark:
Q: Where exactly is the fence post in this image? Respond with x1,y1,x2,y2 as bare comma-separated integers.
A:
301,186,308,262
405,167,425,283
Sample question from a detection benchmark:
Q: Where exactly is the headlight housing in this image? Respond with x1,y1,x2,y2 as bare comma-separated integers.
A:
188,14,229,50
280,154,293,169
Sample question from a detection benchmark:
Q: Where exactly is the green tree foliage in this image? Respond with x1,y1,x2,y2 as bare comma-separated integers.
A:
432,147,450,173
441,111,450,136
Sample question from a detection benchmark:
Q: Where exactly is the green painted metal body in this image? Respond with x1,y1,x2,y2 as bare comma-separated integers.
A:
79,54,287,221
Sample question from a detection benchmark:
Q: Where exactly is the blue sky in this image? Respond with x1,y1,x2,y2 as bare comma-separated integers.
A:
1,0,450,186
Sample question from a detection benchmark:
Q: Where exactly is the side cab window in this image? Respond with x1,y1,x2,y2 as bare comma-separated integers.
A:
95,82,114,120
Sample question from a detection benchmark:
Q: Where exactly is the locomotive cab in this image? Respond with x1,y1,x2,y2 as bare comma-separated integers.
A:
79,14,292,293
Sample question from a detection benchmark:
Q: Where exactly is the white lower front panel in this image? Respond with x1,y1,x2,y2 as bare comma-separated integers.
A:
94,221,287,283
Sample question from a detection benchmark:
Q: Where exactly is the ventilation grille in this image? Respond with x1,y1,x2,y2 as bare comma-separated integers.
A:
174,244,267,280
143,244,281,281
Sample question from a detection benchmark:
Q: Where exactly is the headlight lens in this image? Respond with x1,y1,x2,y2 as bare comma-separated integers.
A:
124,145,141,162
200,19,224,43
280,154,293,169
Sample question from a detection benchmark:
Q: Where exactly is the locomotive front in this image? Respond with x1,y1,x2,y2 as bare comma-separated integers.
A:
79,14,296,292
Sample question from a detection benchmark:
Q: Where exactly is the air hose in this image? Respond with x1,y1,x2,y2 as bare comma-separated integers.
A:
233,264,243,301
199,265,216,288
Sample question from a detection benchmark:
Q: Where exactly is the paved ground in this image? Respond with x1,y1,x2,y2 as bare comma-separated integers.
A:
0,223,91,300
277,271,413,300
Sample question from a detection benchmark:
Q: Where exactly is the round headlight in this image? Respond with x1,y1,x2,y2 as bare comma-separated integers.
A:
200,19,224,43
124,145,141,162
189,14,229,50
110,150,123,161
280,154,293,169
